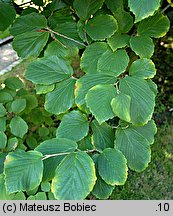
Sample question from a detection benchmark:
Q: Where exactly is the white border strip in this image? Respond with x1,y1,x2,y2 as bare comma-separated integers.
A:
0,201,172,216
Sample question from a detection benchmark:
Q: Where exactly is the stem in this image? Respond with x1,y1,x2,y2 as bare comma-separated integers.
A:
42,152,72,160
42,149,99,161
88,115,94,123
46,27,87,47
112,125,119,129
77,149,98,154
115,81,120,94
121,125,129,129
161,3,171,13
71,76,78,80
50,32,67,48
84,30,89,45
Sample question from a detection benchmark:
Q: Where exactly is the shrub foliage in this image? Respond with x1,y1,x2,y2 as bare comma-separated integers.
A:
0,0,170,200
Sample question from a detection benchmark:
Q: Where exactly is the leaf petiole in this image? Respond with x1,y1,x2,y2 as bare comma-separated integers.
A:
46,27,87,47
42,149,99,161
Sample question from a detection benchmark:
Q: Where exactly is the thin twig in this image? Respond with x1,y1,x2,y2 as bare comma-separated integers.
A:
77,149,97,153
42,152,71,160
161,3,171,13
42,149,98,161
50,32,67,48
88,115,94,123
121,125,129,129
84,30,89,45
71,76,78,80
115,81,120,94
84,20,89,45
46,27,87,47
112,125,119,129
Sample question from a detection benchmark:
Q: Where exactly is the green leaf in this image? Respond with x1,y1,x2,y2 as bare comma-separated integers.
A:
86,14,118,40
13,191,26,200
4,103,14,114
80,42,109,74
128,0,161,23
129,58,156,79
21,95,38,114
4,77,24,90
35,192,47,200
147,79,158,96
53,21,84,48
21,8,39,16
2,87,16,98
11,99,26,114
91,154,114,199
119,76,155,125
35,138,77,157
51,152,96,200
97,49,129,76
16,89,28,97
75,73,116,108
44,117,54,127
26,136,38,149
113,9,134,33
91,120,114,151
25,56,73,85
73,0,104,20
98,148,128,185
0,92,13,103
86,84,116,124
38,127,49,138
129,36,154,58
107,33,130,51
4,150,43,193
0,103,6,117
35,138,77,181
0,153,7,173
77,135,94,151
44,41,77,60
77,20,87,42
36,84,55,94
130,120,157,145
56,110,89,142
41,182,50,192
115,120,157,171
0,174,14,200
10,12,47,36
16,143,27,151
12,31,49,58
92,174,114,199
26,186,38,196
45,78,76,115
0,117,6,132
0,132,7,149
0,3,16,31
10,116,28,138
32,0,44,6
6,137,18,152
29,108,45,125
105,0,124,12
111,93,131,122
48,192,56,200
27,195,36,200
137,13,170,38
48,8,73,28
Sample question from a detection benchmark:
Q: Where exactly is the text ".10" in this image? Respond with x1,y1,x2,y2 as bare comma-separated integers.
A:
157,203,169,212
